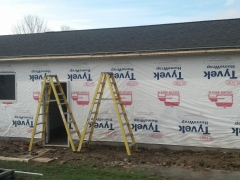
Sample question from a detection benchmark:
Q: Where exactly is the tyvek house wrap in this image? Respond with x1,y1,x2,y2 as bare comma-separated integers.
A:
0,53,240,149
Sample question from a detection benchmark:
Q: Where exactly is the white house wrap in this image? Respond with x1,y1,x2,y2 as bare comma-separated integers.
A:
1,18,240,149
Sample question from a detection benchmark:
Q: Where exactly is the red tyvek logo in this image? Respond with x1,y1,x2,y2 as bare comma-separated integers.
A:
126,81,139,86
2,102,12,105
115,91,132,106
199,135,214,141
149,133,163,139
158,91,180,107
225,80,240,86
33,91,40,101
208,91,233,108
84,82,94,87
71,91,90,105
173,80,187,86
106,131,117,137
27,128,33,133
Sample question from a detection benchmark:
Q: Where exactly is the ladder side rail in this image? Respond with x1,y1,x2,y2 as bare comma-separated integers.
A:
111,76,138,151
49,77,76,151
54,76,81,140
78,73,104,151
29,77,47,151
41,85,52,144
107,74,131,156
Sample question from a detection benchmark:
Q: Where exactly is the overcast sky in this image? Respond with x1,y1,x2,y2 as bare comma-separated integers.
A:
0,0,240,35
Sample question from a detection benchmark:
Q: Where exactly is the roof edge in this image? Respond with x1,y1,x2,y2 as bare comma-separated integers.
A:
1,48,240,61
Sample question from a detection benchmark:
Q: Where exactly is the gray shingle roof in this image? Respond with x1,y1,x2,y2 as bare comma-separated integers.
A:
1,18,240,58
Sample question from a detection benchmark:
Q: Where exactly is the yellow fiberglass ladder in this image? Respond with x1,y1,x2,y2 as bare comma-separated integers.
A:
77,72,138,156
28,75,81,152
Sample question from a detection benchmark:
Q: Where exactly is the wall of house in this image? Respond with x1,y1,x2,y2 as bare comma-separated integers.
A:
0,53,240,149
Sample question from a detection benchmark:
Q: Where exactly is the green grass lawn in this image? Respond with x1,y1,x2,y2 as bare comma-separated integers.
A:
0,160,168,180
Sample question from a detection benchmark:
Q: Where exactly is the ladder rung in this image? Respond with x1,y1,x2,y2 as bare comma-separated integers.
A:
100,82,105,85
111,82,116,85
35,131,44,135
88,121,95,124
63,112,71,115
86,130,93,134
60,102,67,105
47,100,57,102
102,98,113,100
41,102,49,106
120,112,126,115
122,122,129,126
33,139,43,144
83,140,90,144
91,111,98,114
126,133,133,137
128,142,136,148
37,122,46,125
38,113,48,115
71,130,79,133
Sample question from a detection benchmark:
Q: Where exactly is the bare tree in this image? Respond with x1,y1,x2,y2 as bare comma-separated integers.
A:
12,15,50,34
60,25,73,31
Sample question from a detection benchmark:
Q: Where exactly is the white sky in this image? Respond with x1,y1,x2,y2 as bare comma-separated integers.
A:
0,0,240,35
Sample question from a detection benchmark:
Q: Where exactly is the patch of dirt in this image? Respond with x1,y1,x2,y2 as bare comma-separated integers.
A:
1,140,240,173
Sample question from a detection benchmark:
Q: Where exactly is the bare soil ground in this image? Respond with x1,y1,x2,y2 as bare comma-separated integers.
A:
1,140,240,174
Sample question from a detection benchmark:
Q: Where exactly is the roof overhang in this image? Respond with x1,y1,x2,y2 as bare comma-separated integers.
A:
1,48,240,62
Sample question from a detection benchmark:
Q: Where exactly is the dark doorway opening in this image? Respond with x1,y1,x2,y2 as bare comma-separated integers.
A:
45,82,68,146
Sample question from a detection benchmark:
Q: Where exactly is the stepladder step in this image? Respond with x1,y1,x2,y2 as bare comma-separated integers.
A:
33,139,43,144
37,122,46,125
126,133,133,137
67,120,74,124
35,131,44,135
88,120,95,124
83,140,90,144
86,130,93,134
129,142,136,148
60,102,67,105
38,113,48,115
